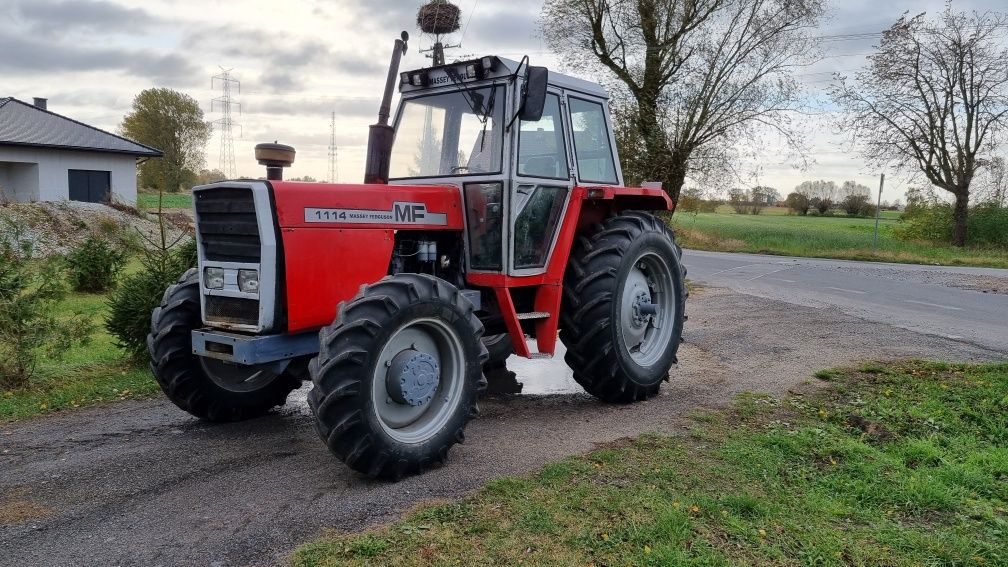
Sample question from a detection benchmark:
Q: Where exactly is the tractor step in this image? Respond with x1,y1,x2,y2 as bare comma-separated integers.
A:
517,311,550,320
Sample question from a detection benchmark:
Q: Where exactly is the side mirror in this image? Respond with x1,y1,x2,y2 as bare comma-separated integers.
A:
520,66,549,122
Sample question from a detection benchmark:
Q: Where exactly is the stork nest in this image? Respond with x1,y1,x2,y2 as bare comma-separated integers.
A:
417,0,460,35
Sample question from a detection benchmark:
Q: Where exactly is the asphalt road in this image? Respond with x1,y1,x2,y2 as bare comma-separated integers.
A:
1,252,1006,567
684,250,1008,353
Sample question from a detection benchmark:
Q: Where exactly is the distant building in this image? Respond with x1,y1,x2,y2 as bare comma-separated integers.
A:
0,97,160,205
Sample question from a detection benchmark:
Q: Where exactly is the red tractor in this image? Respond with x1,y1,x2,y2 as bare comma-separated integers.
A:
149,32,687,479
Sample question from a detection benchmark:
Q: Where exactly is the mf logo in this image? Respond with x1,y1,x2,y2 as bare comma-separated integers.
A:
394,202,427,223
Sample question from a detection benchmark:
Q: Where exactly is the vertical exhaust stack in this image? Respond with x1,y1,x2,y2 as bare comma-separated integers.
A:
364,31,409,184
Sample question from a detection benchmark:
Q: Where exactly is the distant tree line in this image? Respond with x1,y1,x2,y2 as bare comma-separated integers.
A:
782,180,877,217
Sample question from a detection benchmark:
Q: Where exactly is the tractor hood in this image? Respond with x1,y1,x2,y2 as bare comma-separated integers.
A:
270,181,464,230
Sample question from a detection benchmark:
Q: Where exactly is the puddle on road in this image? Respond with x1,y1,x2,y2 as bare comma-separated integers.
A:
285,342,583,413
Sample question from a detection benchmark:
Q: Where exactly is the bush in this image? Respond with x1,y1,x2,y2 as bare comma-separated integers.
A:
0,225,92,389
842,194,871,217
106,237,196,361
785,191,811,215
896,201,1008,247
66,236,128,293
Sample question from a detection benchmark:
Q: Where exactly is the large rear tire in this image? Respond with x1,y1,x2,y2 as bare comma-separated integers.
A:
560,212,686,403
308,274,488,479
147,269,304,422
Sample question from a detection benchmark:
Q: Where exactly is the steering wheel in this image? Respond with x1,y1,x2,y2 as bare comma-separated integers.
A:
451,166,471,174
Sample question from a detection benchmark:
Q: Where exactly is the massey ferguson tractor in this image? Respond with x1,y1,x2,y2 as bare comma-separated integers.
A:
148,32,687,479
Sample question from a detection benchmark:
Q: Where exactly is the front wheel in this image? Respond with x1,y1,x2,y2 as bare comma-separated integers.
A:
147,269,304,421
560,212,686,403
308,274,488,479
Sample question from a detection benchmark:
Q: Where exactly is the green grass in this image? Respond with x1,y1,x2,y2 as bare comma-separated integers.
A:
293,361,1008,566
0,275,160,421
670,210,1008,267
137,190,193,210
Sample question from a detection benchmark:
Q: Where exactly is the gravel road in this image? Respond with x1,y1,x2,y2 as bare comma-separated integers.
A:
1,264,1005,566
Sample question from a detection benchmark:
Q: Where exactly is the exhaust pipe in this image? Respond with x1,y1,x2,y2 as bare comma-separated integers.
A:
364,31,409,184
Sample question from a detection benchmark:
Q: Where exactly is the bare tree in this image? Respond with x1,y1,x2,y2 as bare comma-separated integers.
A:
796,179,837,214
832,7,1008,245
542,0,823,208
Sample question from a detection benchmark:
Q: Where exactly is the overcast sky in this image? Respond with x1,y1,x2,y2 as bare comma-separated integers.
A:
2,0,1002,201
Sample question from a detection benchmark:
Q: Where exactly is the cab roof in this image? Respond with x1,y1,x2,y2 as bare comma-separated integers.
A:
399,56,609,99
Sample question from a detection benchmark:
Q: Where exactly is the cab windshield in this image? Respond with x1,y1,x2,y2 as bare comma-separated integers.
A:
389,85,504,179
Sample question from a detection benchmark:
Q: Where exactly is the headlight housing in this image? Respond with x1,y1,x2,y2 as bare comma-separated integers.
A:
238,269,260,293
204,267,224,290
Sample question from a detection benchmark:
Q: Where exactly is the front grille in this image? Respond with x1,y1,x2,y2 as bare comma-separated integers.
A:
205,296,260,327
195,188,261,262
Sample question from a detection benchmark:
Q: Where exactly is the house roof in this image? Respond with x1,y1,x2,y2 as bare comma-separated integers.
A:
0,97,162,157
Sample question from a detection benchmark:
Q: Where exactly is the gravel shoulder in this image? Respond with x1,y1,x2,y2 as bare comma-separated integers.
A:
1,286,1003,567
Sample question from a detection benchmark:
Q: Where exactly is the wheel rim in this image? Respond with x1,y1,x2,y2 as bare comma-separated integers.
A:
199,358,288,393
371,318,466,444
618,251,677,367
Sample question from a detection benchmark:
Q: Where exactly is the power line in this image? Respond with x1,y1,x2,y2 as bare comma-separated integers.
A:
460,0,479,45
211,68,242,178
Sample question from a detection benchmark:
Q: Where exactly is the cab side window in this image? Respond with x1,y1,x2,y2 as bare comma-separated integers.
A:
517,94,568,179
569,97,618,185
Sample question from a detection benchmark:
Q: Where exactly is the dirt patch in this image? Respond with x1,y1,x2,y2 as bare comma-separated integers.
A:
0,489,54,525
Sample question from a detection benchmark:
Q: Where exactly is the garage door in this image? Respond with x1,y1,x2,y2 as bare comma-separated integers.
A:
68,170,111,203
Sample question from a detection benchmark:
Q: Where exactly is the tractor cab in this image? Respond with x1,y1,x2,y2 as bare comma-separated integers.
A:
388,57,623,278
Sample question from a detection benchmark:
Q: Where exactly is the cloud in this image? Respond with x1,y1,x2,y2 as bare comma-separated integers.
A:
0,32,200,85
10,0,161,35
247,96,378,120
463,7,543,50
185,28,383,80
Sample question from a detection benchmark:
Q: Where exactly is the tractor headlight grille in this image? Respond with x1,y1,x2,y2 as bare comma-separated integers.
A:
194,188,261,263
194,184,275,332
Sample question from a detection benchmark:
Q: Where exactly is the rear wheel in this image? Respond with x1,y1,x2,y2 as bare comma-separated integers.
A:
147,269,303,421
560,212,686,403
308,274,488,479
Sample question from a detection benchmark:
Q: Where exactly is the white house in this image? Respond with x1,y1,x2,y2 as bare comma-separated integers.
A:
0,97,160,205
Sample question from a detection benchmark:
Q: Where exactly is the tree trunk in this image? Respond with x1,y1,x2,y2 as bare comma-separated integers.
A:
665,152,689,211
952,191,969,247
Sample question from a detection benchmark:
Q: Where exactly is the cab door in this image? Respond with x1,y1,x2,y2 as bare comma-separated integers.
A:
507,91,574,276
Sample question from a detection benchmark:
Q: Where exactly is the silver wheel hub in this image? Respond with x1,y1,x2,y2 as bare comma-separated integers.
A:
386,349,440,406
371,318,466,444
618,254,677,367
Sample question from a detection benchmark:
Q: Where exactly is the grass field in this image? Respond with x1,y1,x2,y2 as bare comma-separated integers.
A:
670,209,1008,267
137,190,193,210
293,361,1008,566
0,266,160,421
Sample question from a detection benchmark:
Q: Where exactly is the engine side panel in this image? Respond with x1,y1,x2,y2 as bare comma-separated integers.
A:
281,227,394,332
272,182,464,333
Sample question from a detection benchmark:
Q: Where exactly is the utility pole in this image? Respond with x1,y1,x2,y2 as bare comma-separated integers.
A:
328,111,338,183
212,68,241,179
872,173,885,254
